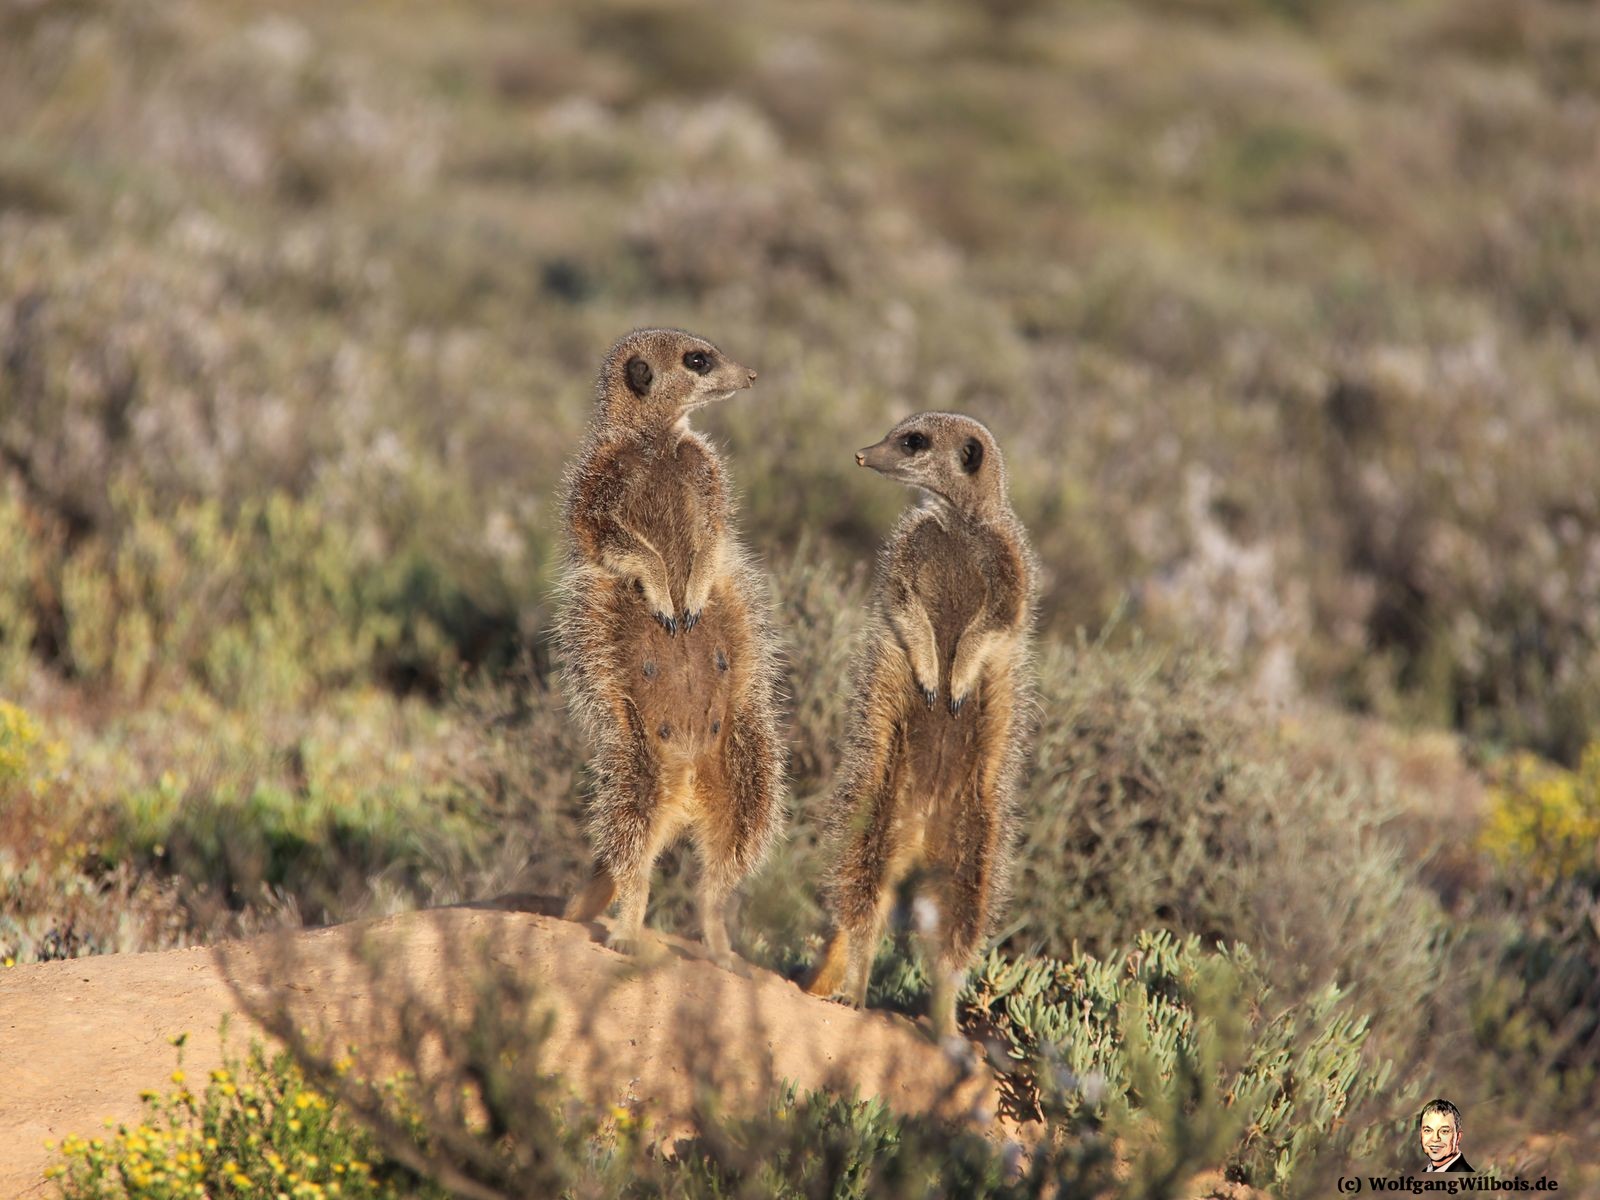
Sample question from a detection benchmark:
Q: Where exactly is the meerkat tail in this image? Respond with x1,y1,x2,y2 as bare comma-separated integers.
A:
563,865,618,922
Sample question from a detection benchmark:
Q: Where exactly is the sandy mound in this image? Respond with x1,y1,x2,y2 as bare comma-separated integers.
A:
0,901,1000,1197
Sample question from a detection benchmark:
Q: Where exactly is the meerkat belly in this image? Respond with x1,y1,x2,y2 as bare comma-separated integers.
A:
607,576,744,764
902,565,988,806
901,688,987,807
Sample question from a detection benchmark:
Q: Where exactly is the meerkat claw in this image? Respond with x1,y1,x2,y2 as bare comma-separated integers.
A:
653,610,678,636
949,694,966,716
682,609,701,632
921,684,938,709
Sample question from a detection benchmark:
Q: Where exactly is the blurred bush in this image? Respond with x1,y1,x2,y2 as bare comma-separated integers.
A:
3,0,1598,761
1471,872,1600,1124
965,931,1393,1189
1009,635,1449,1038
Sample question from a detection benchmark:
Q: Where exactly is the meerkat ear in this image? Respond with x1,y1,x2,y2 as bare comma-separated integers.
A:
960,437,985,475
625,356,654,396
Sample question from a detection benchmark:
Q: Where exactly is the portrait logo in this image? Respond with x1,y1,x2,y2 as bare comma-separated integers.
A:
1418,1098,1473,1174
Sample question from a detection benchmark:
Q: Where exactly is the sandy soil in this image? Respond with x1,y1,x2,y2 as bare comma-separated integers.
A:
0,899,1000,1196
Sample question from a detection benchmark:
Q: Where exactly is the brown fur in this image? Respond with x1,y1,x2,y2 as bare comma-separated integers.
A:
558,329,785,966
807,412,1037,1037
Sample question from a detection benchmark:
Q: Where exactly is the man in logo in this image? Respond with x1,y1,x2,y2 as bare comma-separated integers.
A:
1418,1098,1474,1172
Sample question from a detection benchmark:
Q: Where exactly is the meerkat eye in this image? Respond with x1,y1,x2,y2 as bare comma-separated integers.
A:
683,350,713,375
901,432,930,454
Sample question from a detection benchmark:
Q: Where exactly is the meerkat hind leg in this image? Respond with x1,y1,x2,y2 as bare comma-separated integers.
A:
926,955,966,1042
843,912,883,1007
805,926,852,998
606,796,691,957
563,864,617,923
695,855,737,970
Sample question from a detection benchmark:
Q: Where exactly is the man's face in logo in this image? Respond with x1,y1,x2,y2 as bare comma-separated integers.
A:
1420,1111,1460,1167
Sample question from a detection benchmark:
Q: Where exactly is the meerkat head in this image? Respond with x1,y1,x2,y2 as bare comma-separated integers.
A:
597,328,757,430
856,412,1008,516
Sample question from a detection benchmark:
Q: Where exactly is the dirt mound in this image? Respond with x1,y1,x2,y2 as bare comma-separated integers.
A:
0,901,999,1197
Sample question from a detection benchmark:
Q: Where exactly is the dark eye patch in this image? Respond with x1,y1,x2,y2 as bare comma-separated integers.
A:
625,356,653,396
683,350,713,375
901,431,930,454
960,436,984,475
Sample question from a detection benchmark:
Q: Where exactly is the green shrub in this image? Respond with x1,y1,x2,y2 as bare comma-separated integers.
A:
57,489,402,706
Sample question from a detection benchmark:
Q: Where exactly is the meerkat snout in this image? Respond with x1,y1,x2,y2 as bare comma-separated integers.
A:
854,413,1005,516
606,330,761,424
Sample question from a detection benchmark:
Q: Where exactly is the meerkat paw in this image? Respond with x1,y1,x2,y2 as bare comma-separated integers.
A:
680,608,701,632
948,692,967,716
708,948,748,975
651,609,679,637
919,682,938,709
605,927,644,956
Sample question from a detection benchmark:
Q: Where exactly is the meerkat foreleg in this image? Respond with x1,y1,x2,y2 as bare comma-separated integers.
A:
679,538,727,632
599,532,678,635
888,599,941,708
946,622,1017,716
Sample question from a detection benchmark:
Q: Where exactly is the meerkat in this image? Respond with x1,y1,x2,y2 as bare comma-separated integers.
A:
558,328,784,968
806,412,1037,1037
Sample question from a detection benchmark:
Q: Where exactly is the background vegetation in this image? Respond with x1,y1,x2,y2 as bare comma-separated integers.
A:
4,0,1598,1192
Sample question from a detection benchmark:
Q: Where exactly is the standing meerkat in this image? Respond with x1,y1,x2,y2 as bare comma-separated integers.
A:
559,328,784,967
807,412,1037,1037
